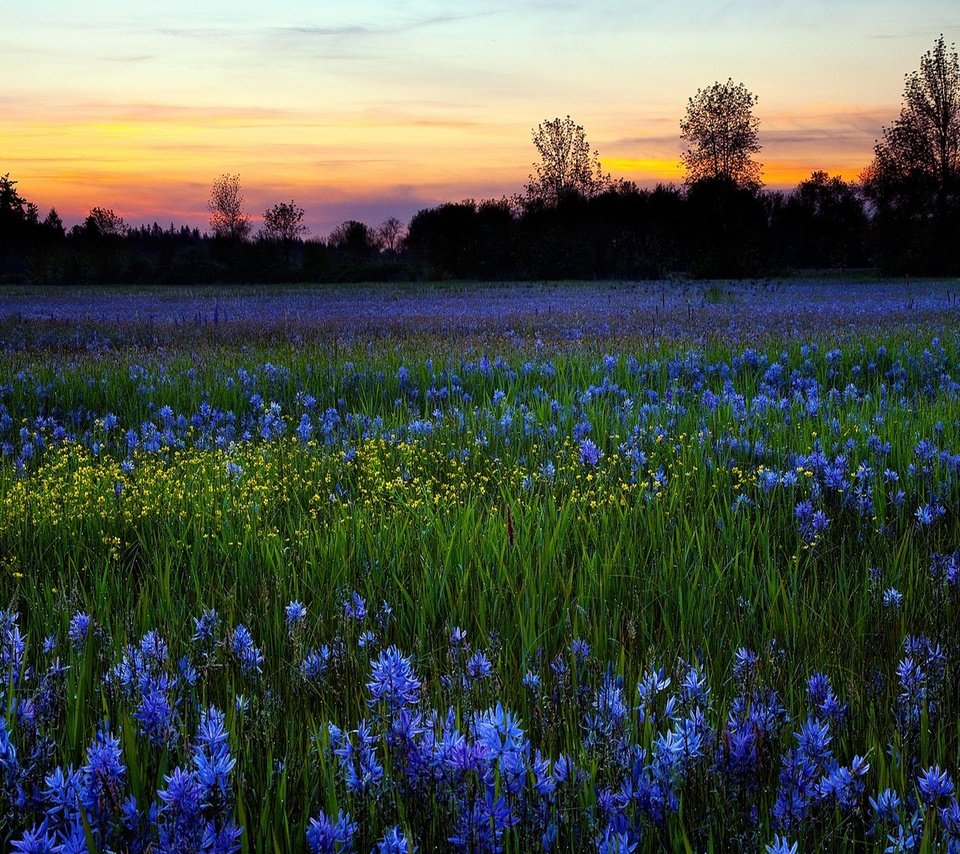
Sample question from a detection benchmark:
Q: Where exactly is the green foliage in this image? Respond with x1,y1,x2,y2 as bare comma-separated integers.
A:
1,316,960,847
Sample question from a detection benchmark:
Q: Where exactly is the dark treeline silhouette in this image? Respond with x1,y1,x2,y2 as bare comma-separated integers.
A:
0,171,884,284
1,36,957,284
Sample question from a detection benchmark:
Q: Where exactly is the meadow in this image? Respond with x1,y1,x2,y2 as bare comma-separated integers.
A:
1,280,960,853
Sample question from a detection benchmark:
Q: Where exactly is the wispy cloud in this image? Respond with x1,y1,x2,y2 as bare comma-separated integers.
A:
157,12,489,44
279,13,487,38
610,109,890,154
869,25,960,40
103,54,156,63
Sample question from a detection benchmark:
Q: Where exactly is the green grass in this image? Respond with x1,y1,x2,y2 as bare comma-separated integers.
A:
1,322,959,849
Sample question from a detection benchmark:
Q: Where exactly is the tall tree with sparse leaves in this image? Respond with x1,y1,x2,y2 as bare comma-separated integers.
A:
863,35,960,273
867,35,960,200
680,79,762,190
208,174,251,242
526,116,610,206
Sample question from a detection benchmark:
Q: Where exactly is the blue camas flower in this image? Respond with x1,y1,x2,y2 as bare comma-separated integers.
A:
285,600,307,632
918,765,955,806
368,646,421,712
373,825,415,854
67,612,93,651
306,809,357,853
579,438,602,467
229,624,264,676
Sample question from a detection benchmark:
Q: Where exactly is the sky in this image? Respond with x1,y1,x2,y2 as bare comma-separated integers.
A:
4,1,959,238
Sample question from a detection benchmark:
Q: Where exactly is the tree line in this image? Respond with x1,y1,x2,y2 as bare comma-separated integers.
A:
1,35,958,284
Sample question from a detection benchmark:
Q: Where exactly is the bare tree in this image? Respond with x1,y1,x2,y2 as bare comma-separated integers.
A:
260,200,306,268
526,116,610,206
377,217,406,253
680,80,762,189
208,174,251,241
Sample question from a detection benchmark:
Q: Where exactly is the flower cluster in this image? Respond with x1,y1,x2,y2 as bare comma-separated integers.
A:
0,582,957,852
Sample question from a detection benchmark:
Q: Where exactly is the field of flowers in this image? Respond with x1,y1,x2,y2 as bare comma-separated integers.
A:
2,280,960,852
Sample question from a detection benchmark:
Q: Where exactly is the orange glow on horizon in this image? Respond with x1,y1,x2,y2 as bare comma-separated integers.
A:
6,102,875,235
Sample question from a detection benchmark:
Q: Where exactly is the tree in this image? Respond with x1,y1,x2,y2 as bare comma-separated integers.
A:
377,217,406,254
0,173,39,234
208,174,251,241
260,201,306,269
526,116,610,206
407,201,515,278
328,220,380,257
1,174,30,221
83,207,127,238
862,35,960,272
684,177,768,277
42,208,65,238
0,173,41,277
773,171,868,268
869,35,960,197
680,79,762,189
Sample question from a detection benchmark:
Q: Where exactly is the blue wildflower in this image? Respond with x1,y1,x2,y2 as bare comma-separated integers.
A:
870,788,902,825
765,836,798,854
306,809,358,853
202,820,243,854
67,612,93,651
732,647,759,688
157,766,203,850
81,727,126,835
192,609,219,645
579,438,602,467
449,626,468,649
344,592,367,621
466,651,493,682
883,588,904,609
11,827,59,853
302,646,331,683
374,826,415,853
368,646,421,711
918,765,955,806
230,625,264,676
570,638,591,664
596,826,637,853
134,681,179,747
285,600,307,631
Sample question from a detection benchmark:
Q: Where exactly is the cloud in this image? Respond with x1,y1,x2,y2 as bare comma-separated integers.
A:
157,12,489,46
10,100,300,125
103,54,156,63
279,13,485,39
869,25,960,40
154,26,240,39
609,109,892,158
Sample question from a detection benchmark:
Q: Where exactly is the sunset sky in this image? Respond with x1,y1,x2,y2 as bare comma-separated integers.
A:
4,1,958,237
